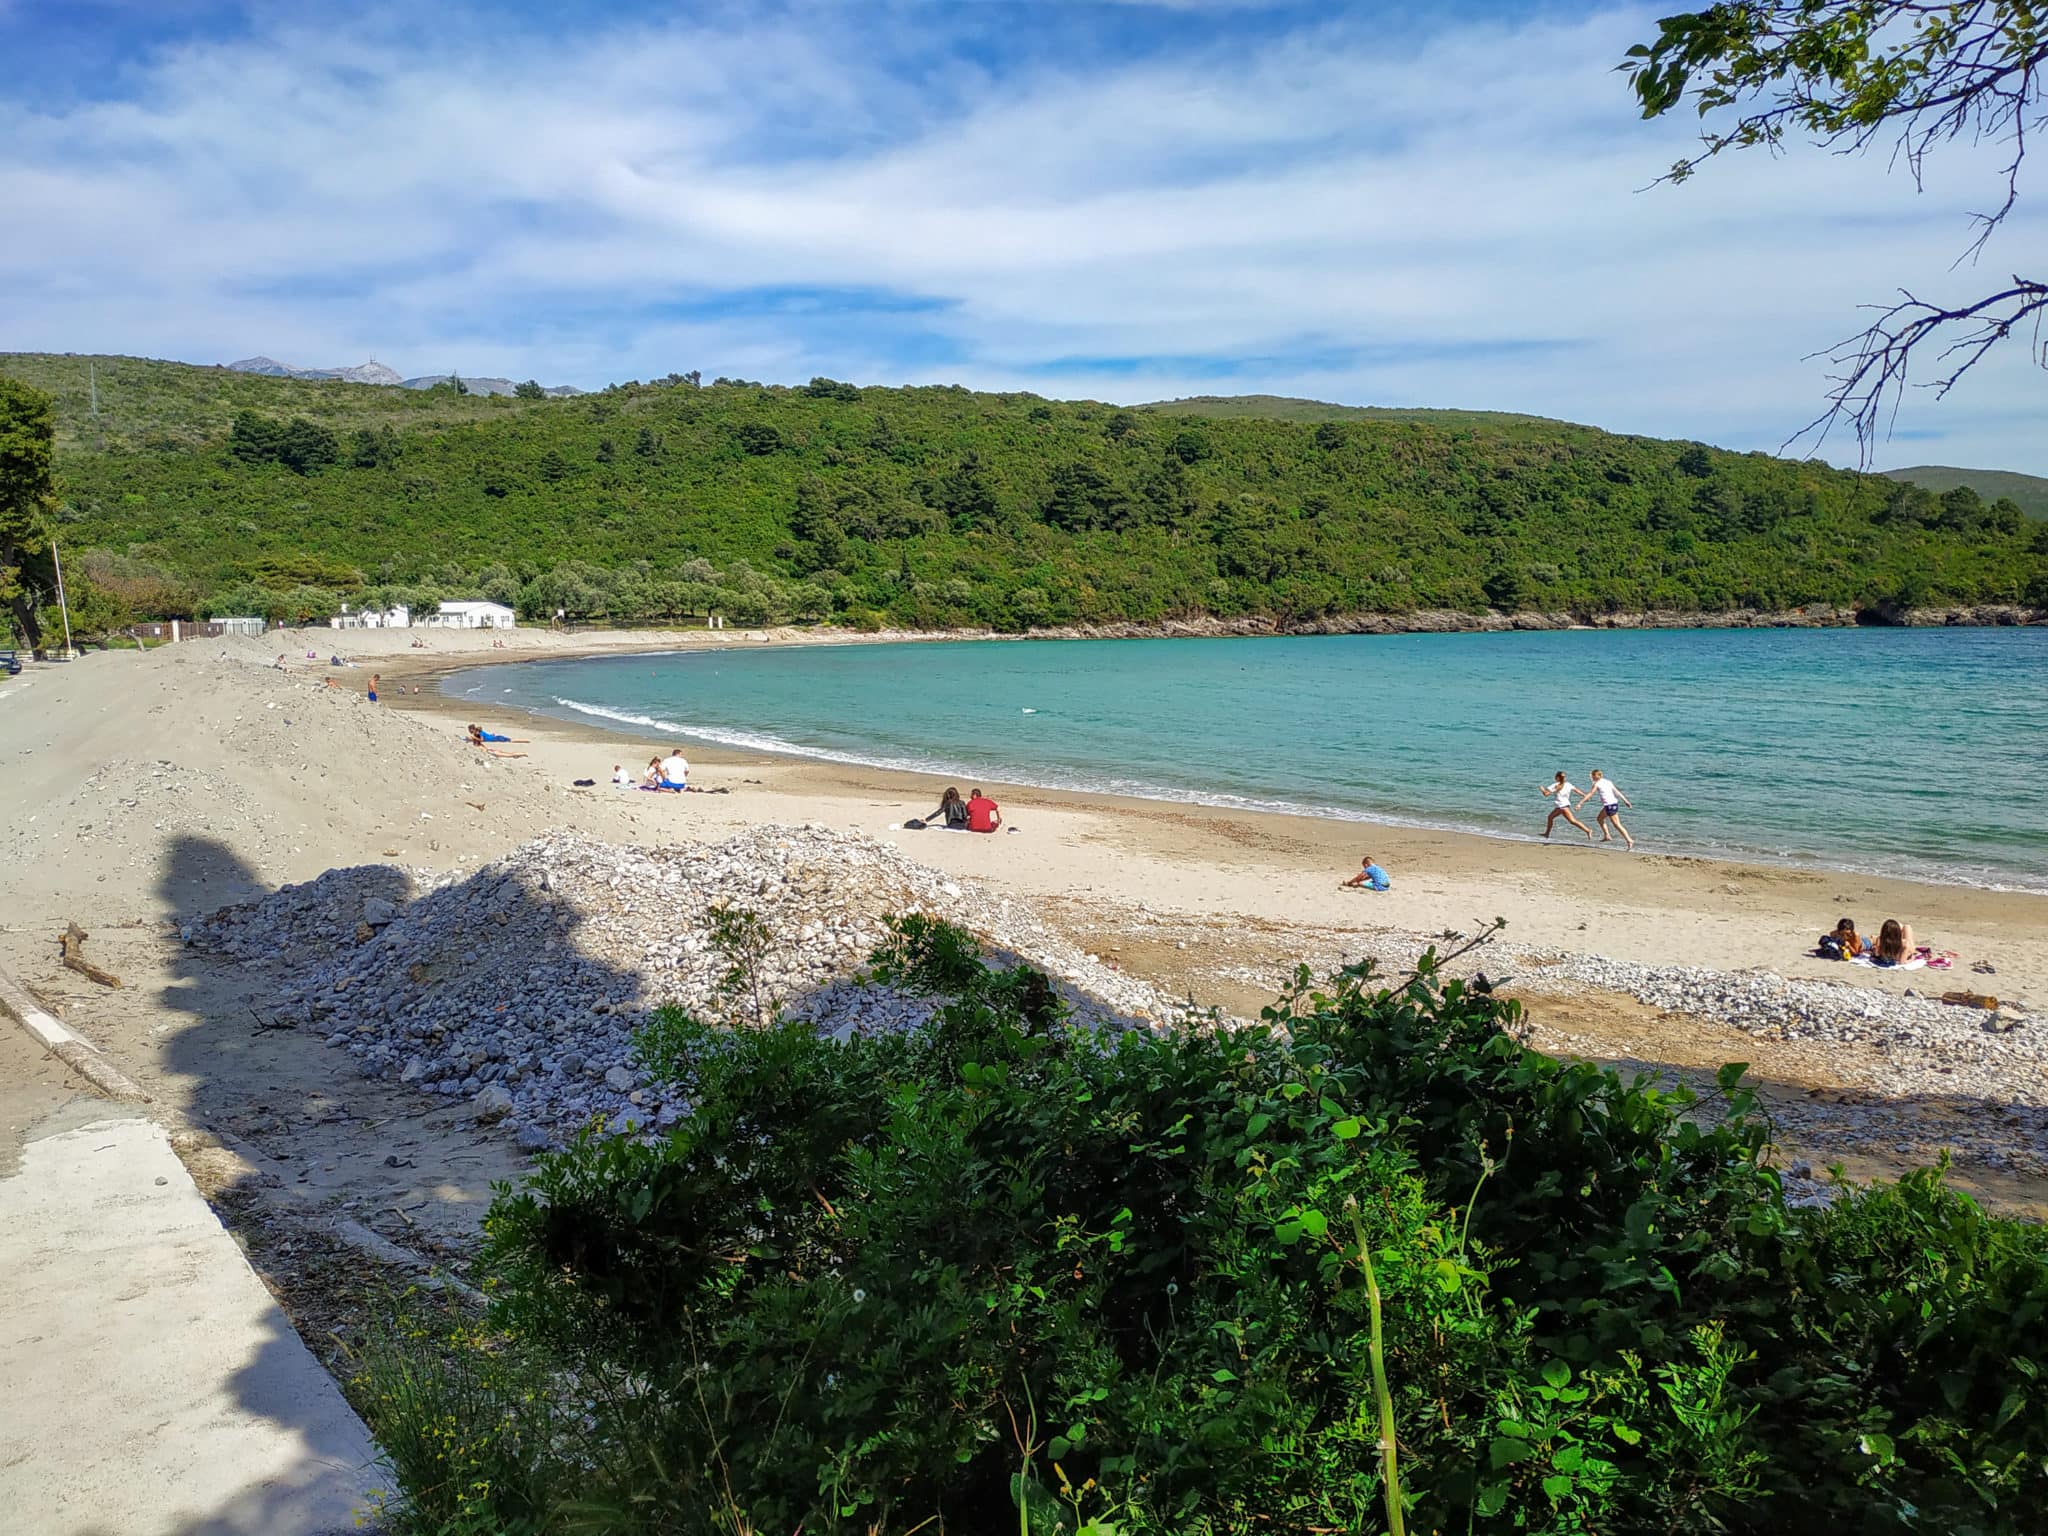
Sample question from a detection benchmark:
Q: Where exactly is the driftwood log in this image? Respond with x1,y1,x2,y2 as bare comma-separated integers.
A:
59,923,122,989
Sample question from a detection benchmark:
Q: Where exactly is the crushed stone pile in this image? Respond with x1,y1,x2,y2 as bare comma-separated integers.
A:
190,826,1204,1149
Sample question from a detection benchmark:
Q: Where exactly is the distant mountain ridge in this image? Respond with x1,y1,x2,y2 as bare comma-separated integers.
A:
225,356,580,397
1883,465,2048,521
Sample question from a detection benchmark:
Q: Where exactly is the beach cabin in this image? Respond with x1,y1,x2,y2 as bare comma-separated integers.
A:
330,603,411,630
425,600,517,630
214,616,266,637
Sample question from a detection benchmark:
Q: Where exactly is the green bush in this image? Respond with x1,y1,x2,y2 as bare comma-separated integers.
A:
5,353,2043,630
356,919,2048,1535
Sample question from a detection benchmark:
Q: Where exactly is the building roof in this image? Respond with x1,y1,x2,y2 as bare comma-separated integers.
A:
437,600,515,614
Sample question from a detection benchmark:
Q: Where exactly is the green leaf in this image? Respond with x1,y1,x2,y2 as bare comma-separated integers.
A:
1297,1209,1328,1238
1715,1061,1749,1091
1332,1118,1362,1140
1611,1421,1643,1446
1490,1437,1538,1468
1048,1436,1071,1460
1542,1474,1574,1499
1541,1359,1572,1390
1244,1113,1272,1137
1211,1367,1238,1383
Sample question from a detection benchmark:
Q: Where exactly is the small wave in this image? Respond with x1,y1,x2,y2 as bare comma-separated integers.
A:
539,696,2046,894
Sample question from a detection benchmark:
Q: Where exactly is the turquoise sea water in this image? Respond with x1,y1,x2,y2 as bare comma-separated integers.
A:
447,628,2048,891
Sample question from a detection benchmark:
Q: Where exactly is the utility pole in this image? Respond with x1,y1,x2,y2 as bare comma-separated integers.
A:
50,538,78,659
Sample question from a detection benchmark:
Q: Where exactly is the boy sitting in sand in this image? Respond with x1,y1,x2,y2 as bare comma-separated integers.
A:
1342,855,1391,891
966,788,1003,833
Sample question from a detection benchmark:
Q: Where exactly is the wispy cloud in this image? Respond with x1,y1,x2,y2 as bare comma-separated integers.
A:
0,1,2039,471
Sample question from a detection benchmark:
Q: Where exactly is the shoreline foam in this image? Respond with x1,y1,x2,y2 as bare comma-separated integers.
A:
438,648,2048,899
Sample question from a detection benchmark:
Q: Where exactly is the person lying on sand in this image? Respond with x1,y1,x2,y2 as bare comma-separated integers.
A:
467,724,528,750
1341,855,1391,891
1818,917,1864,960
1870,919,1919,968
1538,771,1593,840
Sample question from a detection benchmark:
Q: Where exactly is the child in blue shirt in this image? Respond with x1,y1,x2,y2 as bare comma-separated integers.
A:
1342,856,1391,892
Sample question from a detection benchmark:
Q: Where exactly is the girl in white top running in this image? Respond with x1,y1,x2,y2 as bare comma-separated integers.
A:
1538,771,1593,840
1576,769,1635,850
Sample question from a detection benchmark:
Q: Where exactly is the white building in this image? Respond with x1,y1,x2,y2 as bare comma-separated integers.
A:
330,603,411,630
215,616,266,637
423,600,517,630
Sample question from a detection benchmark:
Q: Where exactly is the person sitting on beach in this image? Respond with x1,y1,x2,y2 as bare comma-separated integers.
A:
926,787,970,829
1819,917,1863,960
1538,771,1593,840
1341,855,1391,891
611,764,633,787
1576,769,1633,850
661,749,690,791
1871,919,1918,967
966,788,1003,833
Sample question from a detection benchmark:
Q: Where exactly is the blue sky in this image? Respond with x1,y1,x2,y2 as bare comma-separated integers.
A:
3,0,2042,472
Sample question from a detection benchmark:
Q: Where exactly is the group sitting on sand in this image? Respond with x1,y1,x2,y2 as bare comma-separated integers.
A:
1539,768,1635,850
640,751,690,792
911,786,1004,833
1818,917,1951,970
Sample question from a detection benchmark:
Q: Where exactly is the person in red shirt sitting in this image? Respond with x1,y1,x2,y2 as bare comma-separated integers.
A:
966,788,1003,833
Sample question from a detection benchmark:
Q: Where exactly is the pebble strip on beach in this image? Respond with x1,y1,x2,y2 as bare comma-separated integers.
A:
189,826,1204,1150
187,824,2045,1188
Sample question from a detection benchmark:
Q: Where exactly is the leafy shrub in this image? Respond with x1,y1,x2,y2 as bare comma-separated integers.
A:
358,920,2048,1535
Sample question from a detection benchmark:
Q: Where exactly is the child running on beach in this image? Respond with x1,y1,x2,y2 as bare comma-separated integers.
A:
1538,771,1593,840
1576,769,1633,850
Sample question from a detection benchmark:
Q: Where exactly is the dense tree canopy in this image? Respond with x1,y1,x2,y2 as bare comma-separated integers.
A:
0,376,58,648
1,353,2041,636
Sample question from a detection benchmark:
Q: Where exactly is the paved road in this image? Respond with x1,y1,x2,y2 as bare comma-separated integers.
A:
0,1079,381,1536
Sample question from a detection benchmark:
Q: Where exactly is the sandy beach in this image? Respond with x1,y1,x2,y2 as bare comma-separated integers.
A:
4,624,2045,1231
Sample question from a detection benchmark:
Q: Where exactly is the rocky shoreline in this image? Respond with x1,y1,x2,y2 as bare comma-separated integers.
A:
1012,602,2044,642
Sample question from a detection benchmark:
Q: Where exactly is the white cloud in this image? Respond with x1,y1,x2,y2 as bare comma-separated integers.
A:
0,3,2040,471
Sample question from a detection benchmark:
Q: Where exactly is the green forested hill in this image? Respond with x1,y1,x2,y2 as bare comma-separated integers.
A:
1137,394,1571,430
6,354,2043,631
1883,465,2048,521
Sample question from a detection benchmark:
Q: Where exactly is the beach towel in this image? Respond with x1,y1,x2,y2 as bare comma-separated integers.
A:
1850,954,1926,971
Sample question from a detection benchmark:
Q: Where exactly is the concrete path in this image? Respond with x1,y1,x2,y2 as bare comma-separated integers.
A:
0,1110,381,1536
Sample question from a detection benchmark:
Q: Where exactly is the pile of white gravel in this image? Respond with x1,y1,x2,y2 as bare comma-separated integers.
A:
188,826,1204,1149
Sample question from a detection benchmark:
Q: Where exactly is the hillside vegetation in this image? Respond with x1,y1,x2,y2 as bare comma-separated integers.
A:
4,353,2043,633
1884,465,2048,521
1138,393,1572,430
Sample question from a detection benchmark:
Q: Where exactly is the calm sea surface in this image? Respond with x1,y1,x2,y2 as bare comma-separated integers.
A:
448,627,2048,891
